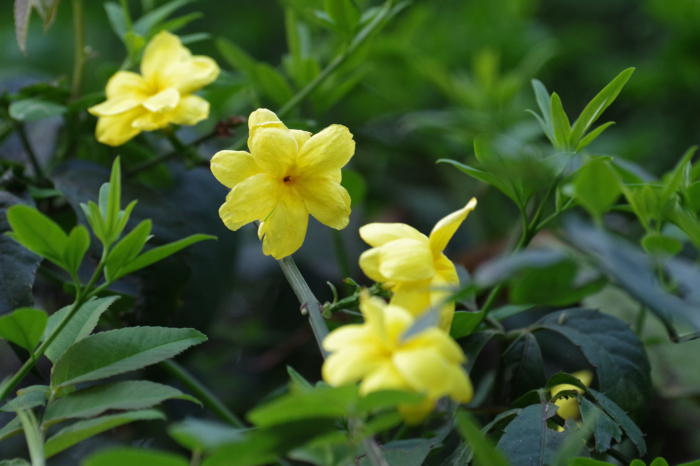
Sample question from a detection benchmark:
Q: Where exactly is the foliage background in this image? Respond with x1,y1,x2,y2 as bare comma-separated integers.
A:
1,0,700,463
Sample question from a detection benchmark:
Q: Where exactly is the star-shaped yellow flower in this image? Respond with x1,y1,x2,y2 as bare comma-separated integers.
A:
322,295,473,424
211,109,355,259
358,199,477,330
89,31,220,146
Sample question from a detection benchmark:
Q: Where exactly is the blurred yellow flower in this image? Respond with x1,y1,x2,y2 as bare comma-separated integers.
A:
89,31,219,146
322,294,473,424
358,199,477,331
211,109,354,259
552,370,593,422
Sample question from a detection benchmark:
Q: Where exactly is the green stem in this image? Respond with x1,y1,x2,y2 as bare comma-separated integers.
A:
278,256,330,358
71,0,86,98
15,123,45,181
125,130,218,178
159,360,246,428
362,437,389,466
229,0,395,151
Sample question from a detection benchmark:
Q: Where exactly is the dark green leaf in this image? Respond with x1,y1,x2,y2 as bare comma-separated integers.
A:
474,249,567,288
43,380,199,425
255,63,295,106
534,309,652,419
168,419,246,453
456,410,509,466
0,416,22,441
587,388,646,455
0,307,47,351
44,409,166,458
0,391,46,412
578,397,622,453
545,373,588,393
216,38,259,78
9,99,66,121
50,327,207,388
104,2,128,40
324,0,361,34
6,204,67,268
503,332,547,398
510,259,605,306
114,234,216,280
459,330,499,373
573,158,621,219
83,447,188,466
450,311,484,339
43,297,118,363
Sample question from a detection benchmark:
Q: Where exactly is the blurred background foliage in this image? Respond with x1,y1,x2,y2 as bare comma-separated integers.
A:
2,0,700,463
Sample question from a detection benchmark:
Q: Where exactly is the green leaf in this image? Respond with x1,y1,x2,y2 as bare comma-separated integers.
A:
578,397,622,453
124,30,146,62
356,390,425,414
455,411,509,466
114,234,216,279
568,459,614,466
0,459,30,466
684,181,700,213
9,99,66,121
50,327,207,388
6,204,68,268
104,2,128,40
569,68,634,145
84,200,107,244
104,220,153,281
527,109,556,146
201,419,336,466
63,225,90,275
216,38,259,78
106,157,122,241
13,0,32,54
641,232,682,256
247,385,357,427
510,259,605,306
0,307,47,351
503,332,547,398
534,309,652,420
43,296,118,363
168,419,245,452
650,460,670,466
575,122,615,152
154,12,204,36
0,416,23,441
660,146,696,208
550,93,572,151
450,311,484,339
0,390,46,412
44,409,166,458
573,158,621,219
255,63,295,106
496,403,589,465
287,366,314,393
437,159,519,205
532,79,553,129
544,373,588,393
587,388,646,455
340,169,367,206
83,447,188,466
112,200,138,240
132,0,194,36
669,206,700,251
43,380,199,425
324,0,361,34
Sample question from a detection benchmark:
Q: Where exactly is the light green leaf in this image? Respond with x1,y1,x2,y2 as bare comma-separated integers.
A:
573,158,621,219
168,419,245,452
255,63,295,106
104,2,127,40
85,200,107,244
44,409,166,458
569,68,634,146
50,327,207,388
661,146,697,207
685,181,700,213
0,391,46,412
43,380,199,425
84,447,188,466
455,411,509,466
106,157,122,240
6,204,68,268
114,234,216,279
532,79,553,129
132,0,194,36
550,93,571,151
324,0,361,34
575,122,615,152
450,311,484,339
63,225,90,275
287,366,314,393
0,459,30,466
216,38,259,78
43,297,118,363
0,307,47,351
568,459,614,466
9,99,66,121
641,233,682,256
104,220,152,281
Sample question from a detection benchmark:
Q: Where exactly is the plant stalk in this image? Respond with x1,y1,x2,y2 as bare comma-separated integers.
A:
71,0,86,98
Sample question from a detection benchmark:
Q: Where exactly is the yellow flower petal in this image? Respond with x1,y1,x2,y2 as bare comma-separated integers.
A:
104,71,148,99
359,248,389,283
393,348,454,399
322,347,384,387
554,395,581,421
141,31,183,81
168,94,210,126
291,129,312,149
390,280,432,318
572,370,593,387
88,97,143,116
224,173,283,230
296,176,351,230
131,111,170,131
167,56,220,94
261,186,309,259
445,364,474,403
379,239,435,282
330,170,341,183
219,203,247,231
383,304,414,343
248,108,280,128
249,122,298,178
359,223,428,248
359,362,410,395
142,88,180,113
211,150,263,189
428,198,477,258
323,325,371,352
359,295,389,343
94,107,144,147
295,125,355,177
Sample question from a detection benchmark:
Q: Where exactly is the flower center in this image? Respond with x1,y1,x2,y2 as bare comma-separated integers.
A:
283,176,291,183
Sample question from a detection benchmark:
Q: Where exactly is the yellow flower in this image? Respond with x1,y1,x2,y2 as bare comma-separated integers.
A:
358,199,477,331
211,109,355,259
88,31,220,146
552,370,593,422
322,295,473,424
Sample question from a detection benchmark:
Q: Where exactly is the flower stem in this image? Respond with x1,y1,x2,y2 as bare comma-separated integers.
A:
15,122,45,181
159,360,246,428
71,0,86,98
277,256,330,358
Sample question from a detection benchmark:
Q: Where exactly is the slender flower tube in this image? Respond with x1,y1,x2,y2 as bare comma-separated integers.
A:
211,109,355,259
358,199,477,330
552,370,593,423
322,294,473,424
89,31,220,146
